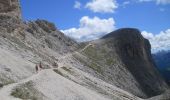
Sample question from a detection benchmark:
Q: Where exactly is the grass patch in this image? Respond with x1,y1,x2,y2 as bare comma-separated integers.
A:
83,46,101,61
101,48,106,53
0,75,15,86
53,69,71,79
62,67,71,72
11,81,45,100
83,46,95,55
106,58,116,66
90,62,102,74
74,54,103,74
53,69,64,76
62,67,74,74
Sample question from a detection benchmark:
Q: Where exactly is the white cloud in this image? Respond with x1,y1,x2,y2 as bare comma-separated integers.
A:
142,31,154,39
142,29,170,53
62,16,116,42
74,1,81,9
85,0,118,13
139,0,170,5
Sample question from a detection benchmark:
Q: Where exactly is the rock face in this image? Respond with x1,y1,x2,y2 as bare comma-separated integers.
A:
0,0,21,19
103,28,169,97
0,0,21,33
0,1,169,100
77,28,169,98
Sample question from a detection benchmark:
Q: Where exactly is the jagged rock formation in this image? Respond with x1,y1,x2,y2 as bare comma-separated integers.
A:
0,0,78,89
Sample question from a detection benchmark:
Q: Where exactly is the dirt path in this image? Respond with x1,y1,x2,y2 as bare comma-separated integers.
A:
0,69,47,100
0,68,62,100
0,43,92,100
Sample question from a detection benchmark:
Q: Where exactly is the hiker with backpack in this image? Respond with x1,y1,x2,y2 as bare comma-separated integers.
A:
35,62,43,73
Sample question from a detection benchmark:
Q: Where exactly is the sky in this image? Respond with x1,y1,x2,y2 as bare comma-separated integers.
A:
20,0,170,52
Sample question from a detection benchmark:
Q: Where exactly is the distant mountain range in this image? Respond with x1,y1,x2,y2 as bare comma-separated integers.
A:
153,50,170,84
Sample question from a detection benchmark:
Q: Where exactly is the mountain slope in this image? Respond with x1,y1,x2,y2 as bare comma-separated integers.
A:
0,3,140,99
0,0,170,100
74,28,169,98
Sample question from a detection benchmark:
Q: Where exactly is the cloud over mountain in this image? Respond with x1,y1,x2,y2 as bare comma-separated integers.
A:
142,28,170,52
62,16,115,41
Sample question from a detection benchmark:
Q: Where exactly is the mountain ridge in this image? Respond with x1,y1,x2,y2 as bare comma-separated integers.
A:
76,28,169,98
0,0,169,100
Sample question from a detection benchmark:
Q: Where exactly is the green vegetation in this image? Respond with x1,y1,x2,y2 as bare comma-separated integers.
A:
106,58,115,66
53,69,71,79
53,69,64,76
62,67,73,74
101,48,106,53
78,43,87,51
0,83,3,88
0,76,15,86
76,44,117,75
83,46,102,61
53,68,79,84
11,81,44,100
89,62,102,74
73,54,103,74
83,46,95,55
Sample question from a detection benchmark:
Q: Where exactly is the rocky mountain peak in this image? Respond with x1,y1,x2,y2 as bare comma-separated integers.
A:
102,28,141,39
78,28,169,98
102,28,169,97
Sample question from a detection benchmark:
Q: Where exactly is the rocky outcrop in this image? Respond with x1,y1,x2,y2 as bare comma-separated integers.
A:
77,28,169,98
104,28,169,97
25,20,78,52
0,0,21,19
0,0,21,33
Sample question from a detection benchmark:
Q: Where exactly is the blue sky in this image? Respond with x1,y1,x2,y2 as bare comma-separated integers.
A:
20,0,170,52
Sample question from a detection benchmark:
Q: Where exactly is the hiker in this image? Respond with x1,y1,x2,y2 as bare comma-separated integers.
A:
39,62,43,70
35,64,39,73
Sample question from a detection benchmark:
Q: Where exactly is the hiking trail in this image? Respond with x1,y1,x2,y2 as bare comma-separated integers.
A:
0,44,92,100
